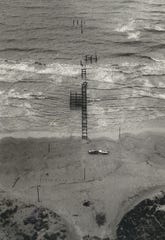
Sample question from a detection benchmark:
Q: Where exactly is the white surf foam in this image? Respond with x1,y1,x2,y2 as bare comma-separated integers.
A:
8,89,33,99
0,98,33,118
141,61,165,76
115,19,140,40
116,19,136,33
7,89,44,100
0,61,36,72
0,60,81,82
155,25,165,31
38,63,79,76
143,78,154,88
0,89,34,117
138,90,165,100
144,23,165,32
88,64,126,85
128,31,141,40
155,94,165,100
151,58,165,63
158,81,165,88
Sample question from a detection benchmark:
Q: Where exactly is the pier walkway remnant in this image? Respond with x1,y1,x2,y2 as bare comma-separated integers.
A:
81,81,88,139
70,81,88,140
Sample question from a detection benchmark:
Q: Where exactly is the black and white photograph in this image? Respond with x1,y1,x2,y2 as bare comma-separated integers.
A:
0,0,165,239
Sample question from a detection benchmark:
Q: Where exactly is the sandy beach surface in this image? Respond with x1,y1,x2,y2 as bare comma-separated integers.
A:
0,129,165,239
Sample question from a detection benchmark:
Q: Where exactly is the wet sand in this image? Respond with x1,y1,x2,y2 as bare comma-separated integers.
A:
0,131,165,239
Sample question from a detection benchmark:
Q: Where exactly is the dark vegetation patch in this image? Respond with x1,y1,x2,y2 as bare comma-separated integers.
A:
117,192,165,240
0,198,69,240
95,212,106,227
83,200,91,207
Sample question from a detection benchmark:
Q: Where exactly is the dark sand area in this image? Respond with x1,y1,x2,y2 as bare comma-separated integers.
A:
0,132,165,239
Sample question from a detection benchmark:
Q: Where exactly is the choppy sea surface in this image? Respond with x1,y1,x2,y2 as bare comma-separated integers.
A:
0,0,165,137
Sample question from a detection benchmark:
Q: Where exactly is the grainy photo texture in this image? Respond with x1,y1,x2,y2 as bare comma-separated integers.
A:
0,0,165,239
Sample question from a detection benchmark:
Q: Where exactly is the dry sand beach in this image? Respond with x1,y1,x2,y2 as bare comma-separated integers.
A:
0,127,165,239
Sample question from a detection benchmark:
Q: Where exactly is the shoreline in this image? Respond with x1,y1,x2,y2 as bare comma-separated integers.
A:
1,127,165,140
1,116,165,140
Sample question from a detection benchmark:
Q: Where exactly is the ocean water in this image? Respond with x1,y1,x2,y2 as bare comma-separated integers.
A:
0,0,165,137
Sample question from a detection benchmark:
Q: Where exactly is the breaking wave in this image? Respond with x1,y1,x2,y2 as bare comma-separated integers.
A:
115,18,165,41
0,55,165,133
115,19,141,40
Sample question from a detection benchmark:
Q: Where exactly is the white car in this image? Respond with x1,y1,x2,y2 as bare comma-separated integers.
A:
88,149,109,155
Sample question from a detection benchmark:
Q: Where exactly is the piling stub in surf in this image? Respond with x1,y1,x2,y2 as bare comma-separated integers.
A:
83,54,98,64
72,18,85,34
